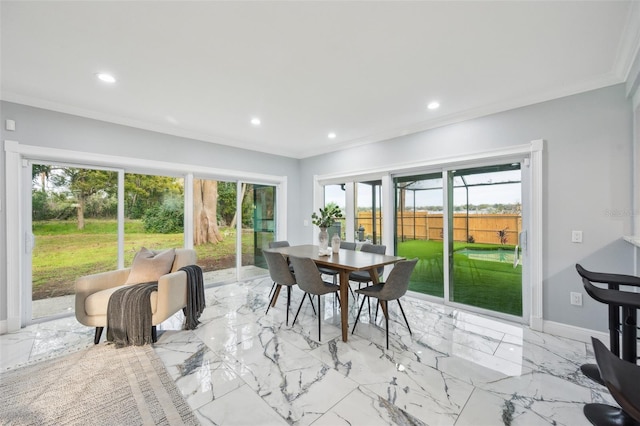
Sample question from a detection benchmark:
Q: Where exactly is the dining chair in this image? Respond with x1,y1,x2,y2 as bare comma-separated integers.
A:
267,241,292,298
263,250,299,325
583,337,640,425
352,258,418,349
290,256,341,341
318,241,357,297
348,244,387,290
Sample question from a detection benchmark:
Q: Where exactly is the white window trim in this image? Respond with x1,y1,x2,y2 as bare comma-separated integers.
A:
314,140,544,329
4,140,287,331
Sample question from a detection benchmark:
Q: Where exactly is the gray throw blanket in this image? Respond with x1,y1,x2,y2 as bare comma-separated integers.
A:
180,264,205,330
106,282,157,348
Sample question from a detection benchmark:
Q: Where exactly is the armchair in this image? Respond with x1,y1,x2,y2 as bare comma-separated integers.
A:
75,248,197,344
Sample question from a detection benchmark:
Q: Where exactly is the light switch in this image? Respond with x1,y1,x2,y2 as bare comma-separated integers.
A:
571,230,583,243
5,119,15,131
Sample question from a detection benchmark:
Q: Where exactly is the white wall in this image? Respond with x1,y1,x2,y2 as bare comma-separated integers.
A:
298,84,634,332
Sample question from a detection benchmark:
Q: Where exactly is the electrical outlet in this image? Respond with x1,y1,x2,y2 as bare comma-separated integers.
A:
571,230,583,243
570,292,582,306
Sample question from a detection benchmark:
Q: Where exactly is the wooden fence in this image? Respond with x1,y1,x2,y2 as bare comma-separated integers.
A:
356,211,521,245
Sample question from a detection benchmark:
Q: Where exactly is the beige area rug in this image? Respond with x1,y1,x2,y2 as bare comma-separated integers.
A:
0,344,200,426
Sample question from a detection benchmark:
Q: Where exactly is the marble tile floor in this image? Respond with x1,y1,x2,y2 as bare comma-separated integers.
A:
0,277,617,425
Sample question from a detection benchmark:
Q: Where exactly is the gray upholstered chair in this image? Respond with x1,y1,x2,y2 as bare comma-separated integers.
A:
269,241,291,249
290,256,341,341
583,337,640,425
352,258,418,349
267,241,292,298
263,249,299,325
348,244,387,290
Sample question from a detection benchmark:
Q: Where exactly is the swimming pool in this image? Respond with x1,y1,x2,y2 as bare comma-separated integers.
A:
456,247,520,264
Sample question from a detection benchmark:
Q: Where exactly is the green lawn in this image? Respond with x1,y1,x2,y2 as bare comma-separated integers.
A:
397,239,522,316
32,219,255,299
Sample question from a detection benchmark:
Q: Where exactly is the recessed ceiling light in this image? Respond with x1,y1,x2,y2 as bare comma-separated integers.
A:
251,117,261,126
427,101,440,110
328,132,337,139
96,73,116,83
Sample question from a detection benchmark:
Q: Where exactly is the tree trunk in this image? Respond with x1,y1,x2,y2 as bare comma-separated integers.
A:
229,183,246,228
193,179,224,245
77,197,85,230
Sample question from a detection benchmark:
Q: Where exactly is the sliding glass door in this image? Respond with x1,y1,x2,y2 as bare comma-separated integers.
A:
356,180,382,244
31,164,119,319
449,164,522,316
393,162,524,318
192,178,237,282
395,173,444,297
241,183,276,279
28,165,279,321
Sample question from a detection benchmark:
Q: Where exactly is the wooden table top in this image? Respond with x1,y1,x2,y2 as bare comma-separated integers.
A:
267,244,404,272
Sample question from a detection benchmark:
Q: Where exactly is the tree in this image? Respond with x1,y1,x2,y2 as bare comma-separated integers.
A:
193,179,224,245
229,183,246,228
217,181,238,226
125,174,183,218
50,168,117,230
32,164,52,192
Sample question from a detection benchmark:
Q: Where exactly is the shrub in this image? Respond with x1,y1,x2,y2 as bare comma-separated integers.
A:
142,196,184,233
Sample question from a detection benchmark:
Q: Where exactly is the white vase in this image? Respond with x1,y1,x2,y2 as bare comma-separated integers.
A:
331,233,341,253
319,227,329,254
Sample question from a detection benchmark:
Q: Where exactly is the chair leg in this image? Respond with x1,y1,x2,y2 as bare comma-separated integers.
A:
286,286,291,326
266,284,280,315
352,296,368,334
308,293,317,316
94,327,104,344
269,281,276,297
151,326,157,343
293,292,308,326
397,299,412,335
318,295,322,341
384,303,389,350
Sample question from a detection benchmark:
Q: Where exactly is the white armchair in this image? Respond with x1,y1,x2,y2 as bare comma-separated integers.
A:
75,248,197,344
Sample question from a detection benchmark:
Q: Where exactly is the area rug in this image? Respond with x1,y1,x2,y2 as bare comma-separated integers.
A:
0,344,200,426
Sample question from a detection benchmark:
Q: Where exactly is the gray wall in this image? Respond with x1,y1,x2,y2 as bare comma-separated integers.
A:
0,101,302,322
298,84,634,332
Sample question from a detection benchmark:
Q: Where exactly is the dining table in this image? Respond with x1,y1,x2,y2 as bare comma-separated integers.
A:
267,244,405,342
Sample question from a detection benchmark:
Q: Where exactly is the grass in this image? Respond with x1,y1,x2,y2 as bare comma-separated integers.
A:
32,219,256,299
397,239,522,316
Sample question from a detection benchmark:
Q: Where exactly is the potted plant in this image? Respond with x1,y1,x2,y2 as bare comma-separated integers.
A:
311,205,343,229
311,205,342,254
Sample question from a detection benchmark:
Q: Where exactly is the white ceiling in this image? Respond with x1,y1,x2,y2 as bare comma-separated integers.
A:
2,1,639,159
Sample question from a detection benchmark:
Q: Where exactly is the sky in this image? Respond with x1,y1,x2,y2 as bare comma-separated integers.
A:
324,171,521,209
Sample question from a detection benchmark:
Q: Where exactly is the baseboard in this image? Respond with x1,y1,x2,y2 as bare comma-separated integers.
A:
542,320,608,344
0,319,6,335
